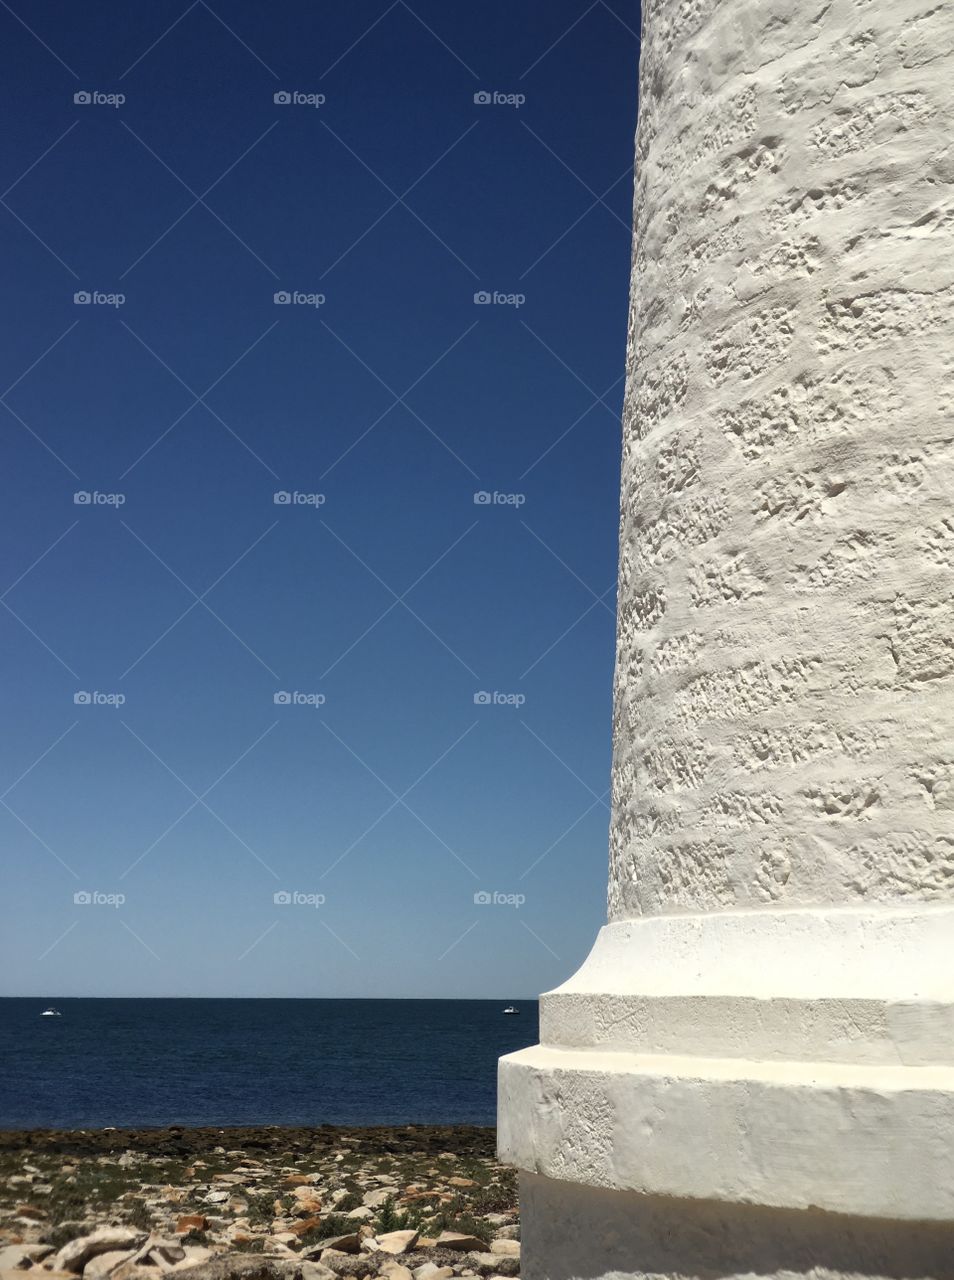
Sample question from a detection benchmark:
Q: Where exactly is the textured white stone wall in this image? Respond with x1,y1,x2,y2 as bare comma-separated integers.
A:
609,0,954,920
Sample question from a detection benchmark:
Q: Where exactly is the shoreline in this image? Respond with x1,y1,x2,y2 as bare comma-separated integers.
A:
0,1125,518,1280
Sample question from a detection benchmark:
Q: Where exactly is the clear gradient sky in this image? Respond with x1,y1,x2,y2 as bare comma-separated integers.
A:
1,0,638,997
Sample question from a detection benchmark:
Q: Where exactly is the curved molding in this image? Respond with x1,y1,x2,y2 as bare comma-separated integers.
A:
498,1045,954,1221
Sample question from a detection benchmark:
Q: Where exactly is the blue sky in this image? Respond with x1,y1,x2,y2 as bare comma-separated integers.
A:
1,0,637,997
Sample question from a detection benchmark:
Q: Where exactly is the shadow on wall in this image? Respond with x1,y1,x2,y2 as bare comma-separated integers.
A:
519,1173,954,1280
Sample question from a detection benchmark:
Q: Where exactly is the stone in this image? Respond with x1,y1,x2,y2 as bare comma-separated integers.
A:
53,1230,146,1274
166,1258,329,1280
287,1218,322,1238
300,1235,360,1259
170,1250,214,1271
378,1267,412,1280
433,1237,488,1254
146,1242,186,1267
0,1244,53,1269
487,1243,517,1259
444,1180,475,1190
100,1263,162,1280
374,1231,418,1256
358,1191,390,1210
412,1267,453,1280
84,1252,136,1278
174,1219,208,1237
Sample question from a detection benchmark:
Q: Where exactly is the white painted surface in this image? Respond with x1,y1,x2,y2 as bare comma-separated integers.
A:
499,0,954,1268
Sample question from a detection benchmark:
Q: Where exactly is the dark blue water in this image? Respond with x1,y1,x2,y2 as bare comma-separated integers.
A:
0,999,538,1130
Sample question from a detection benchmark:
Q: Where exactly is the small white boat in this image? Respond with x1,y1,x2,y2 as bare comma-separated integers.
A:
41,1006,61,1017
502,1006,519,1015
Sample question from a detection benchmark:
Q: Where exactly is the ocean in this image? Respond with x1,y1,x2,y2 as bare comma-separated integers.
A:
0,998,539,1131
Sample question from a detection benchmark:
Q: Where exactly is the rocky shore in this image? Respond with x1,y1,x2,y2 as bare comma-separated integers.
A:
0,1127,518,1280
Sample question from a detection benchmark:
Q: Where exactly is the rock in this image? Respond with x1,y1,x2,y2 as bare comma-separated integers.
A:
359,1191,391,1210
203,1193,229,1206
297,1267,335,1280
0,1244,54,1269
482,1261,518,1278
357,1240,377,1255
289,1190,322,1217
463,1256,496,1275
175,1219,208,1237
300,1235,360,1258
105,1263,164,1280
282,1178,311,1189
434,1236,488,1254
488,1227,517,1241
287,1219,322,1238
378,1267,412,1280
84,1251,137,1278
374,1233,418,1257
54,1229,147,1274
412,1267,453,1280
2,1271,75,1280
445,1180,476,1190
148,1242,187,1267
14,1205,46,1221
166,1257,332,1280
488,1243,519,1258
264,1236,298,1250
211,1177,245,1187
170,1250,215,1271
327,1261,386,1280
340,1210,371,1224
